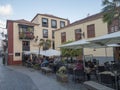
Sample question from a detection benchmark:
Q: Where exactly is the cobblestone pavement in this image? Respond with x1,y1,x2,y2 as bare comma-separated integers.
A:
0,57,88,90
0,65,38,90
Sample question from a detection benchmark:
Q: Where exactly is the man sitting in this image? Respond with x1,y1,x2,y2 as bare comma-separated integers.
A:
85,61,95,80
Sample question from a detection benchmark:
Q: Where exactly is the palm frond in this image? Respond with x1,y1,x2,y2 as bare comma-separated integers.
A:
102,0,109,5
102,5,115,12
103,11,115,24
102,0,120,25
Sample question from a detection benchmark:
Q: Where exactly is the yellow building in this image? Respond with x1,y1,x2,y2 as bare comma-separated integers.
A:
31,14,70,49
55,12,120,64
6,14,69,65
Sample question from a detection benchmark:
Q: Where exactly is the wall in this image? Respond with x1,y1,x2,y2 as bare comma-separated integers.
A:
32,15,69,40
55,17,114,62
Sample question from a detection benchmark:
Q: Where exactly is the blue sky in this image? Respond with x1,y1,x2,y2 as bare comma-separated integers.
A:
0,0,103,37
0,0,103,24
0,0,103,46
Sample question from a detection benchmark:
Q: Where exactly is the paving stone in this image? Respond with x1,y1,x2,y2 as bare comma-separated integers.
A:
0,57,88,90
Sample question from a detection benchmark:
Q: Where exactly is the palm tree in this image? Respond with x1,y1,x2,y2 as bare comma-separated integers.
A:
39,39,51,50
34,36,51,56
102,0,120,27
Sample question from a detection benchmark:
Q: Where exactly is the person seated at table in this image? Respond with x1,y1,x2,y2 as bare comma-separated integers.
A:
26,58,33,67
85,60,95,80
73,60,84,82
41,57,49,67
104,61,110,71
53,57,61,73
74,60,83,70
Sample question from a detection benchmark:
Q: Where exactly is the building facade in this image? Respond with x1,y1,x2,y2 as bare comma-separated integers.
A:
31,14,70,49
55,12,120,64
6,14,69,65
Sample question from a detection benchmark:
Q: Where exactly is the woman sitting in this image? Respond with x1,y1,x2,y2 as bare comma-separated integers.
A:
74,60,83,70
73,60,84,82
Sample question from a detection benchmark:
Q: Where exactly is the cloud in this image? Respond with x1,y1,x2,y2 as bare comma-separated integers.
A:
0,20,6,28
0,20,7,35
0,4,13,16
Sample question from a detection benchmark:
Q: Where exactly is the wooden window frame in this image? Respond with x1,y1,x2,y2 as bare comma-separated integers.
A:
87,24,95,38
75,29,82,41
61,32,66,43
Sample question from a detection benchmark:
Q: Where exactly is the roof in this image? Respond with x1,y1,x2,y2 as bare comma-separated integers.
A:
55,12,103,32
31,13,70,23
7,19,39,26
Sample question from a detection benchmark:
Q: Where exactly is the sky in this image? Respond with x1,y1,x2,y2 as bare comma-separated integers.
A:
0,0,103,41
0,0,103,25
0,0,104,46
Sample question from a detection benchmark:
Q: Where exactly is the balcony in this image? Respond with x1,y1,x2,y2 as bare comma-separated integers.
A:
19,32,34,40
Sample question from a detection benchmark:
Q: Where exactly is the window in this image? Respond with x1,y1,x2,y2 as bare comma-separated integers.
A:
42,18,48,27
87,24,95,38
111,26,114,32
75,29,82,41
51,20,57,28
61,32,66,43
110,25,119,33
60,21,65,28
52,30,55,39
108,19,119,33
115,25,118,31
22,41,30,51
43,29,48,38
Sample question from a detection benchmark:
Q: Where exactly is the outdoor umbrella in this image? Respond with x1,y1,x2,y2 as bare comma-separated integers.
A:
58,39,107,49
23,51,31,55
58,39,108,69
88,31,120,45
58,39,119,69
42,49,61,56
31,50,45,55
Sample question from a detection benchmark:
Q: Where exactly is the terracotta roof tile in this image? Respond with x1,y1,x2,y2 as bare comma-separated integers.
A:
55,12,103,31
8,19,39,26
31,13,70,23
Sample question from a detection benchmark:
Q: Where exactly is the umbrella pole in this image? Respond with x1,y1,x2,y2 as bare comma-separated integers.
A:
105,47,107,60
82,48,85,71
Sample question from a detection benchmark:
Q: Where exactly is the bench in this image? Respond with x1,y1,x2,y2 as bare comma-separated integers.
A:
83,81,115,90
41,67,52,74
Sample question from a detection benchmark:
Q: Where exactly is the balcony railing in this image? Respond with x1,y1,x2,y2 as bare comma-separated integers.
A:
19,32,34,40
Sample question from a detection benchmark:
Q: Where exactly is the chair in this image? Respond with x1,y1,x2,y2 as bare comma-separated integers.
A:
100,74,115,88
73,69,85,83
97,66,105,73
112,63,120,71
